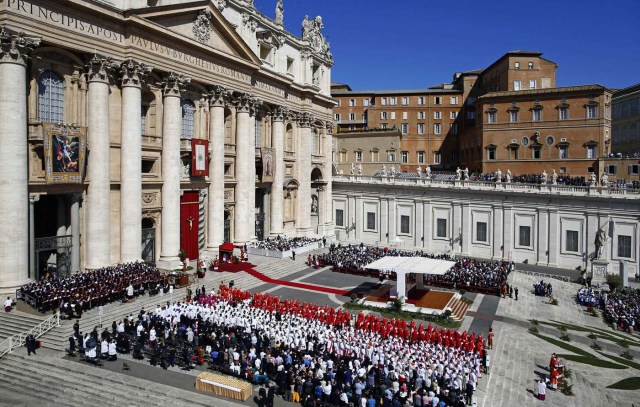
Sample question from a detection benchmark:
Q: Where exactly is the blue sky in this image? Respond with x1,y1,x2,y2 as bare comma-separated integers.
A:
261,0,640,91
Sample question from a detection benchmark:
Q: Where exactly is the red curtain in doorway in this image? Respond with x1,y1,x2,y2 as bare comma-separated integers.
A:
180,192,199,260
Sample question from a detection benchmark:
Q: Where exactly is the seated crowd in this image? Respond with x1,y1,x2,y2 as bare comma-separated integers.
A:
577,287,639,332
19,262,164,315
101,284,486,406
318,243,511,295
250,235,323,251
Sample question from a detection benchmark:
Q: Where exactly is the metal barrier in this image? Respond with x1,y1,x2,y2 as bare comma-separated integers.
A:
0,311,60,359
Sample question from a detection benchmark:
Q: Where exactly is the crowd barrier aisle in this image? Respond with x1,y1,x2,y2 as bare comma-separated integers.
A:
247,242,321,258
195,372,252,401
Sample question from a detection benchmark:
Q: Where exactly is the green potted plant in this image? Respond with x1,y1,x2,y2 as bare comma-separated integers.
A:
178,249,186,263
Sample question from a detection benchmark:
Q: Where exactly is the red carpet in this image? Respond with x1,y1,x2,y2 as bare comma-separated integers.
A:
244,267,349,296
216,262,256,273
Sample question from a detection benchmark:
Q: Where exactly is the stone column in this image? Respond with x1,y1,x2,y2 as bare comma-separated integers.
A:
119,59,152,263
206,85,228,252
85,54,116,269
233,94,254,244
249,101,261,240
28,194,40,280
269,106,287,236
69,193,81,273
296,113,313,235
322,122,334,236
157,73,190,270
0,29,39,290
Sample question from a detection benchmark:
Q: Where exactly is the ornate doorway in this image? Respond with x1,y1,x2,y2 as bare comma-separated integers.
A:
141,218,156,265
34,235,72,280
180,191,200,260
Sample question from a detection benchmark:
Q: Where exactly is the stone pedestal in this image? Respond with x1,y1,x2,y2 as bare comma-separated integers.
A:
591,259,609,287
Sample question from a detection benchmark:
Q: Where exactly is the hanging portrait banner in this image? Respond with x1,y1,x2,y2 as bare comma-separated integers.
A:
261,147,274,183
43,123,86,184
191,139,209,177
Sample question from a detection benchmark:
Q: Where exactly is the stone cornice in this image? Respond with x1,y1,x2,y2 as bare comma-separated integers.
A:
120,59,153,88
0,28,40,65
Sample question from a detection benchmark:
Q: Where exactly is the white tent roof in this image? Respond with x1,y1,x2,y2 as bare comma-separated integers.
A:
364,256,455,275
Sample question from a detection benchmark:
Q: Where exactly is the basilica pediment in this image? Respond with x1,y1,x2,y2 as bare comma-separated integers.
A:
130,3,260,65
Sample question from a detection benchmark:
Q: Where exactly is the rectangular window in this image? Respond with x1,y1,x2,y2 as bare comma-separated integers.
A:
349,113,356,121
387,152,396,161
380,123,388,129
371,150,379,162
510,111,519,123
450,97,459,105
487,112,496,123
417,97,425,105
436,218,447,238
587,145,595,159
434,111,442,119
401,123,408,134
434,97,442,105
559,146,568,159
566,230,579,252
519,226,531,247
390,112,396,120
417,123,425,134
559,107,568,120
417,151,425,164
349,99,356,107
476,222,488,242
363,99,369,107
450,124,458,135
606,165,617,174
381,97,387,106
335,209,344,227
528,62,534,69
467,111,475,120
532,110,541,122
334,113,340,122
434,123,442,134
587,105,597,119
514,62,520,69
529,80,537,89
533,147,541,159
381,112,388,120
618,235,632,258
629,164,640,174
434,152,441,164
355,151,363,161
402,112,408,119
418,111,425,119
286,57,294,74
488,148,496,160
141,106,148,134
450,111,458,119
560,166,567,174
389,97,397,105
513,80,522,91
401,97,408,105
401,151,408,163
366,212,376,230
400,215,410,234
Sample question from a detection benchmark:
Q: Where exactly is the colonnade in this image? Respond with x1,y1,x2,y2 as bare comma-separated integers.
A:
0,27,333,290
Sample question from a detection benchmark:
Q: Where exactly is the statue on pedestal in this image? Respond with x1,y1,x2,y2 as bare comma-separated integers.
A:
495,168,502,183
601,173,609,187
416,166,422,177
506,169,512,183
551,169,558,185
350,162,355,175
463,167,469,181
390,166,396,176
590,172,597,186
381,165,386,177
455,167,462,181
594,228,607,259
541,170,548,184
274,0,284,26
357,162,363,175
425,165,431,179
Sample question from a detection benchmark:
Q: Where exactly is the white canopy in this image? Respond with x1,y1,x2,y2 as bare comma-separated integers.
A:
364,256,455,275
364,256,456,303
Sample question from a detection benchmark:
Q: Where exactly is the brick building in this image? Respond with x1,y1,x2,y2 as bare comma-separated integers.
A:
332,51,614,178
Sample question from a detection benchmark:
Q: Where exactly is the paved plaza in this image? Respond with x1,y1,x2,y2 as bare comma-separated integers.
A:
1,249,639,407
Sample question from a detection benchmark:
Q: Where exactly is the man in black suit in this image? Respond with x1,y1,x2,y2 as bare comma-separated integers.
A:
26,334,37,356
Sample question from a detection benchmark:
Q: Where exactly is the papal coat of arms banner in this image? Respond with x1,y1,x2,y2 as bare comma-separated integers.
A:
191,138,209,177
43,123,86,184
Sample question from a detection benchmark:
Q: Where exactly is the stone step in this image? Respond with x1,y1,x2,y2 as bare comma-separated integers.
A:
0,375,90,407
449,298,470,321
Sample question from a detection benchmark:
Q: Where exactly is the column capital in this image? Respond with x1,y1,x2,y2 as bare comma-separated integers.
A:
29,193,41,204
86,54,117,83
161,72,190,97
0,28,40,65
325,121,334,134
208,85,229,107
120,59,152,88
272,106,288,122
70,192,83,204
297,112,314,128
234,92,254,113
250,98,263,117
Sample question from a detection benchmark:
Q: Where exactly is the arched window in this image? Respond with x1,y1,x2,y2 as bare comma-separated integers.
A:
181,99,196,139
38,70,64,123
